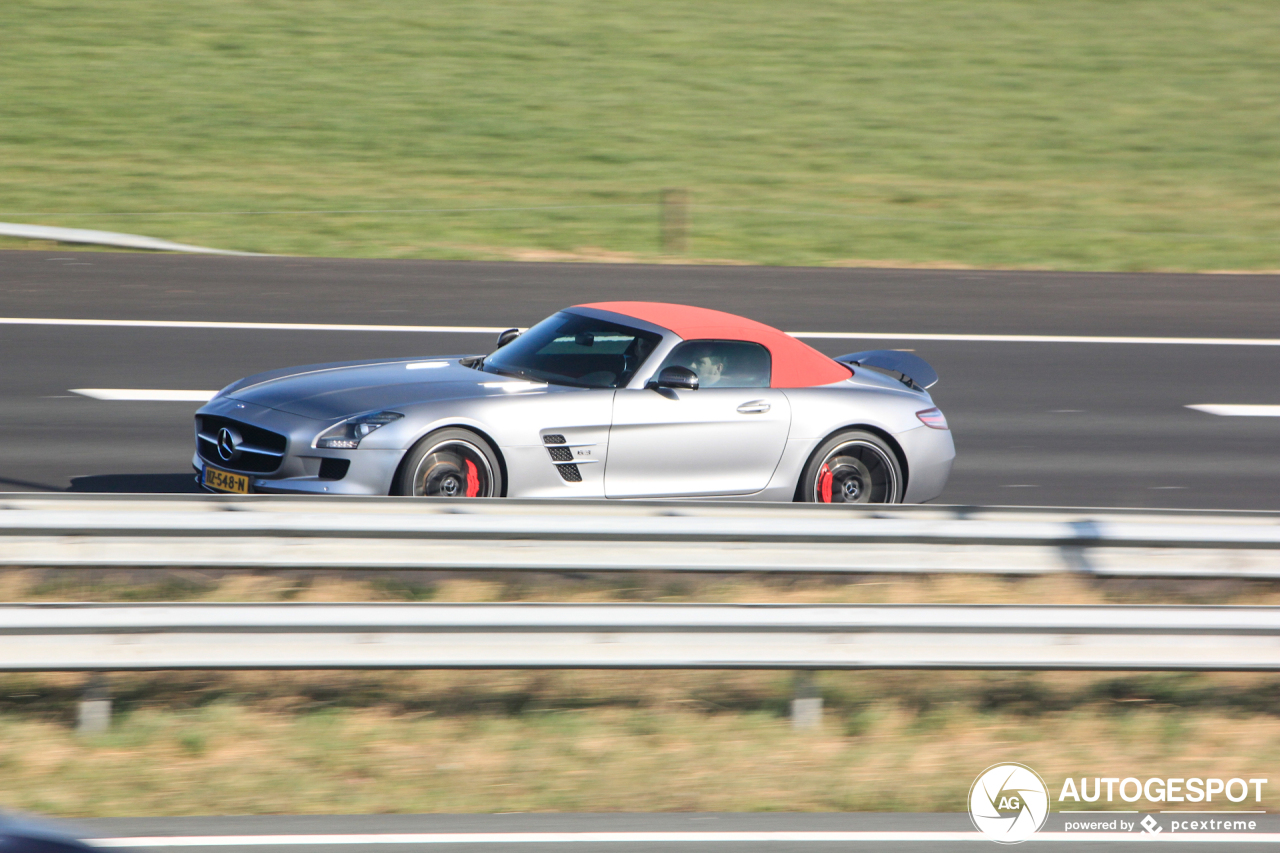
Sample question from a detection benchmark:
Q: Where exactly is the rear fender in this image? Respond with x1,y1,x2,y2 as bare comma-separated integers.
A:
791,423,911,501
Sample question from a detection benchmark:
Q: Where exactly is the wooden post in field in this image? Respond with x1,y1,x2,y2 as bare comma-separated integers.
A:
661,188,688,254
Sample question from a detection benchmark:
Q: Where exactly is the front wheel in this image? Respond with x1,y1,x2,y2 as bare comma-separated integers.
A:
798,430,903,504
396,428,504,498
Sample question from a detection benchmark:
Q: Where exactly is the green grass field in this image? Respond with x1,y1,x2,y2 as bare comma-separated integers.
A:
2,1,1278,268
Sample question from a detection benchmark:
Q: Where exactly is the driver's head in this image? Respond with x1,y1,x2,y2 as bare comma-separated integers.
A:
686,345,725,386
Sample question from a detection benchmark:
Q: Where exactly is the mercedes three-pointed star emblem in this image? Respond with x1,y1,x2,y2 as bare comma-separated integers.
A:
216,427,238,461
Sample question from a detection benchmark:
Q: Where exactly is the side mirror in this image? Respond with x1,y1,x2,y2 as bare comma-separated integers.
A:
649,365,699,391
495,328,521,348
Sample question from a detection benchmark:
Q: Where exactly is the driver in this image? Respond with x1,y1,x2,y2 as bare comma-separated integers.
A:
686,344,726,387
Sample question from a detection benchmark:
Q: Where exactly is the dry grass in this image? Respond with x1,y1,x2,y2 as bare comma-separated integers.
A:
3,571,1280,816
3,668,1280,816
6,567,1280,608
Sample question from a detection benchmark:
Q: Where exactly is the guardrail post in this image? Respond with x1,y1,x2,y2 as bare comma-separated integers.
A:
1060,519,1101,574
77,674,111,734
791,671,822,729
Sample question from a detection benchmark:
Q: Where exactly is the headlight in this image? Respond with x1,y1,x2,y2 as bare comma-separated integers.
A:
315,412,403,449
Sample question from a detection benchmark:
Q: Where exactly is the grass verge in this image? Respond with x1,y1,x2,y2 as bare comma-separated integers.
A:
2,1,1278,270
4,677,1280,815
2,572,1279,815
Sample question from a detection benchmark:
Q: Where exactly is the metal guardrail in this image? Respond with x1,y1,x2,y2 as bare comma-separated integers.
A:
4,602,1280,672
0,222,261,255
2,494,1280,577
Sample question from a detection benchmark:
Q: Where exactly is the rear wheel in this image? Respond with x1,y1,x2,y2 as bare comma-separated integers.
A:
396,428,503,498
798,430,903,504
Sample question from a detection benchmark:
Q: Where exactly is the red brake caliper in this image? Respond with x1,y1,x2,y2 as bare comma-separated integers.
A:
465,459,480,497
817,463,833,503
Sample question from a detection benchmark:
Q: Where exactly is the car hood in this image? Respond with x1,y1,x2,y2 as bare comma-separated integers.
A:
223,356,534,420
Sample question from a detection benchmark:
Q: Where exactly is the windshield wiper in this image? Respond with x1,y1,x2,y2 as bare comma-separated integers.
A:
483,363,537,381
484,363,594,387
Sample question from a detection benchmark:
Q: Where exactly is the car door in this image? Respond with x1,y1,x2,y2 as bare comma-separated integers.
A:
605,340,792,497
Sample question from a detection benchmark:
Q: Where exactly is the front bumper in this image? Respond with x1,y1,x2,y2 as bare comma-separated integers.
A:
194,397,402,496
193,451,400,495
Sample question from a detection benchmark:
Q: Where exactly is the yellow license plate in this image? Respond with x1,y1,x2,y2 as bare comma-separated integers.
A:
203,465,251,494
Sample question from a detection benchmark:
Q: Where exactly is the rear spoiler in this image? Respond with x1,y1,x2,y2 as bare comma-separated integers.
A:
835,350,938,391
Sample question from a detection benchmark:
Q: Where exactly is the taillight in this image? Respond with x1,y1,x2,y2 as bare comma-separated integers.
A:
916,407,948,430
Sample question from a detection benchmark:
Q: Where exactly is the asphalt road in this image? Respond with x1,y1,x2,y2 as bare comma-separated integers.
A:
48,813,1280,852
3,250,1279,509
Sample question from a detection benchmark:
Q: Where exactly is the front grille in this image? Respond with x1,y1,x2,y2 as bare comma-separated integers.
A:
543,434,566,445
197,415,287,474
547,446,573,462
557,464,581,482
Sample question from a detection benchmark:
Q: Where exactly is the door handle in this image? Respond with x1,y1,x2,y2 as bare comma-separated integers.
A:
737,400,771,414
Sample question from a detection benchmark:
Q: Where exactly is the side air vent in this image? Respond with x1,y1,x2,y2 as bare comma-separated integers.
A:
543,434,594,484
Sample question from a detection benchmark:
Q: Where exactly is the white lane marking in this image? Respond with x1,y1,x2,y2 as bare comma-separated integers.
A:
84,831,1280,846
793,331,1280,345
0,318,507,334
5,317,1280,345
1188,404,1280,417
70,389,216,402
87,834,979,847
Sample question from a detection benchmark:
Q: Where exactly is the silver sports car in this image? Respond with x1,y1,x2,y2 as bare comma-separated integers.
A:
193,302,954,503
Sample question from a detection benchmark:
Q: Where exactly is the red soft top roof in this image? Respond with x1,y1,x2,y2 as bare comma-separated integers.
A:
577,301,852,388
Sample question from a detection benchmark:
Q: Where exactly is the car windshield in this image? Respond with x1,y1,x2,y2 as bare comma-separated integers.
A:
483,312,663,388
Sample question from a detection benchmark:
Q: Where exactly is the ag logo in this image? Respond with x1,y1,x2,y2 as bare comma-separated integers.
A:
969,763,1050,844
